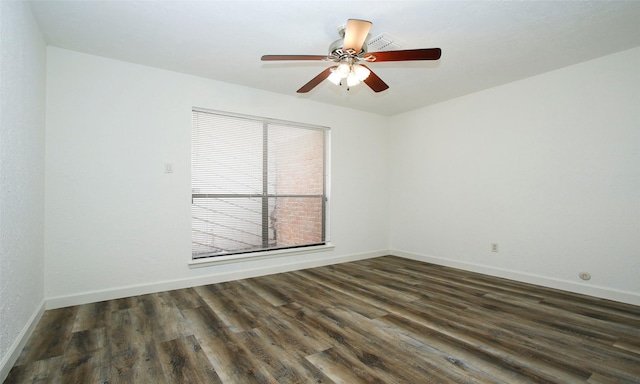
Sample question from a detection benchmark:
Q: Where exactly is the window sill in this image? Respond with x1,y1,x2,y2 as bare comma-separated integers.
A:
188,243,335,268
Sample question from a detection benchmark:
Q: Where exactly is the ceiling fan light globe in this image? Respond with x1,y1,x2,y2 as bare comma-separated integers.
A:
328,71,342,85
353,64,371,81
346,73,360,87
336,63,350,78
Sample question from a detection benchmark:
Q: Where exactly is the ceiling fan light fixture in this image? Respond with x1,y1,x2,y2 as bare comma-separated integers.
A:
327,70,342,85
336,62,351,78
353,64,370,81
346,72,360,87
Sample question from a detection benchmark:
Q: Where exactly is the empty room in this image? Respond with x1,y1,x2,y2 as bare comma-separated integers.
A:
1,0,639,382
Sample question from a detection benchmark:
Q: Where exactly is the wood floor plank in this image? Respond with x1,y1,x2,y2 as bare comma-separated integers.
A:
399,298,597,381
157,335,223,384
7,255,640,383
108,308,167,384
219,279,301,333
462,294,640,373
71,300,111,333
109,296,136,311
166,287,208,310
140,292,191,342
14,306,78,366
194,284,262,333
614,340,640,355
268,271,389,319
232,280,336,356
378,310,589,383
477,292,629,343
262,302,337,355
58,328,110,384
305,346,389,384
540,297,640,328
303,265,423,303
239,278,290,307
371,314,530,384
282,296,474,383
295,268,406,311
236,327,334,383
181,305,279,384
4,356,64,383
317,306,499,384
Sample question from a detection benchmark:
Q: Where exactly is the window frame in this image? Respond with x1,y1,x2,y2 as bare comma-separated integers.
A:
190,107,332,266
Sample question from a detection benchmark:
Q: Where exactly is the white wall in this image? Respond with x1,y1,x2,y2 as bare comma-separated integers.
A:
389,47,640,304
44,47,390,306
0,0,47,377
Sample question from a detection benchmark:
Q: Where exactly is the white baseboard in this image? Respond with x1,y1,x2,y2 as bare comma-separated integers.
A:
46,249,389,309
392,250,640,306
0,300,46,383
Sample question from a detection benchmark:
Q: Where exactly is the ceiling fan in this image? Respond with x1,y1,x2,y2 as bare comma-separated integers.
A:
261,19,441,93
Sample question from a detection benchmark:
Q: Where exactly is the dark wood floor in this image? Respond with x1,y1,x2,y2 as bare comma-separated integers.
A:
5,256,640,383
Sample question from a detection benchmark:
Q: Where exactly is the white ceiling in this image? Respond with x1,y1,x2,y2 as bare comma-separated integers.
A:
28,0,640,116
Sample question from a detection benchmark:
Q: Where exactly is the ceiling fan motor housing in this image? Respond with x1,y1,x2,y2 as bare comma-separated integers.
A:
328,37,368,58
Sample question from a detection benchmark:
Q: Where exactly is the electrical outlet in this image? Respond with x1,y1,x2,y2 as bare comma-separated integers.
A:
491,243,499,253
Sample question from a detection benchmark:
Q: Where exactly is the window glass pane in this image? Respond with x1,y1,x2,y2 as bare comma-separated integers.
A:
271,197,324,248
192,197,272,257
191,109,327,259
267,124,324,195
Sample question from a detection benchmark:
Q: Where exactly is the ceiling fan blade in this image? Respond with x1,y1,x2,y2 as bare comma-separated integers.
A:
365,48,442,62
297,66,336,93
360,65,389,93
262,55,328,61
343,19,372,52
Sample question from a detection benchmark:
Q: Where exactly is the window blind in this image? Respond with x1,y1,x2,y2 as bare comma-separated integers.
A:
192,108,328,259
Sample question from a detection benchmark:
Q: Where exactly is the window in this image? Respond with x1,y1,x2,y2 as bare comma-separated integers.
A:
191,108,329,259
